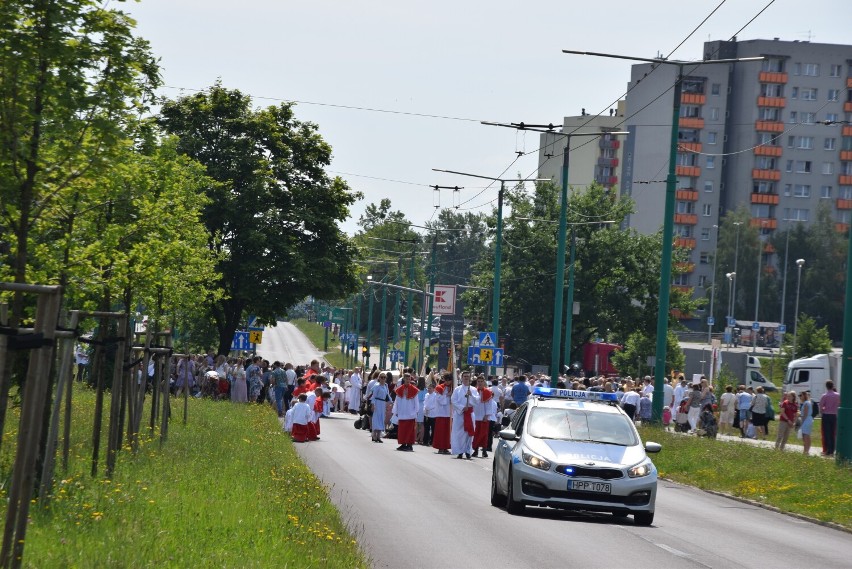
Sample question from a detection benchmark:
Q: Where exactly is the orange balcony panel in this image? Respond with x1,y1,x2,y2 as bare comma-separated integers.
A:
840,175,852,186
674,237,696,249
679,117,705,129
764,265,777,275
759,71,788,84
836,198,852,210
847,77,852,88
842,126,852,137
750,218,777,229
751,193,780,205
757,96,786,108
674,213,698,225
674,262,696,273
840,151,852,161
675,165,701,177
836,223,850,234
763,242,776,253
678,142,702,153
752,168,781,181
681,93,706,105
756,120,785,133
676,189,699,201
671,307,693,320
754,145,783,157
845,101,852,113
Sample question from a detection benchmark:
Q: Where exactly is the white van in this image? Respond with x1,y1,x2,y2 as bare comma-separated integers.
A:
783,353,841,415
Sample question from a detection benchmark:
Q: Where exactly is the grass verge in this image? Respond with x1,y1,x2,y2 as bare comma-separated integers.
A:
6,388,367,568
639,425,852,529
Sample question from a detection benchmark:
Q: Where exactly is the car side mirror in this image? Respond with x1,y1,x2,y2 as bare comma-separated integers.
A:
498,428,519,441
644,441,662,453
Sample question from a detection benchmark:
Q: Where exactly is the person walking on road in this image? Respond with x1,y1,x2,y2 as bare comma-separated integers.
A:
394,370,420,451
431,376,452,454
451,371,479,459
510,375,531,406
819,380,840,456
347,367,362,414
471,376,496,458
368,373,390,443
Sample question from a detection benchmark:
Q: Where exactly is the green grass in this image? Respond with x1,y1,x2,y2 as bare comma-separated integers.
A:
639,425,852,528
5,388,367,568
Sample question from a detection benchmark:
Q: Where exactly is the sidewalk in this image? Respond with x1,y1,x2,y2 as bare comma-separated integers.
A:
672,428,826,457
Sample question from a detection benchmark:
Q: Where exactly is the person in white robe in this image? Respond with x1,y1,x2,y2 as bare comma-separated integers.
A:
451,371,479,459
348,368,362,414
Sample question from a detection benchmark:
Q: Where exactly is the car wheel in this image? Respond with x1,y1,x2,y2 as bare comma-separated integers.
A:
634,512,654,526
490,466,506,507
505,468,525,515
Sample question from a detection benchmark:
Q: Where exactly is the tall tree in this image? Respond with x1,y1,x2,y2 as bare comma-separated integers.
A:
159,84,360,353
0,0,159,321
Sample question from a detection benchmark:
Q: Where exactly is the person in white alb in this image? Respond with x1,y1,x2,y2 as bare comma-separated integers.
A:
431,375,453,454
348,367,362,414
472,376,497,458
394,369,420,451
451,371,479,459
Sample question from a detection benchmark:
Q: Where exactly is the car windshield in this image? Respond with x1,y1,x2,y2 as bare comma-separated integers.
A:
527,407,638,446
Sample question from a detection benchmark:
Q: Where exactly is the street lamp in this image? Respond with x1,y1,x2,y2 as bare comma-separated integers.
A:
708,224,719,343
563,49,764,422
731,221,742,329
792,258,805,361
726,272,736,346
753,230,765,354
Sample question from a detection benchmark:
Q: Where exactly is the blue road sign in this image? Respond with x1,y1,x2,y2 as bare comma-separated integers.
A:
231,331,250,351
390,350,406,363
467,346,504,366
322,321,332,328
752,321,760,330
707,317,715,326
778,324,787,333
727,316,736,327
478,332,497,348
247,315,264,331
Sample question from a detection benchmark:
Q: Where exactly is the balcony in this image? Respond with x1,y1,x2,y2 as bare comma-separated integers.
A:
837,198,852,210
759,71,788,84
597,157,619,167
841,150,852,161
751,193,780,205
847,77,852,88
750,217,777,229
763,242,776,253
756,120,785,132
754,145,783,157
674,262,696,273
752,168,781,181
676,189,699,201
675,165,701,177
843,126,852,137
674,237,696,249
674,213,698,225
678,117,704,129
836,223,850,233
845,101,852,113
757,96,786,108
681,93,706,105
678,142,702,153
840,175,852,186
595,174,618,186
599,138,620,149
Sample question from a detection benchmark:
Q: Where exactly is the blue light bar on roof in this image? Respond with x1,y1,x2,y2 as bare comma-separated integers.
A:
533,387,619,402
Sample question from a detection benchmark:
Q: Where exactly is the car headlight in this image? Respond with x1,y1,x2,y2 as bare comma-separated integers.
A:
521,448,551,471
628,461,653,478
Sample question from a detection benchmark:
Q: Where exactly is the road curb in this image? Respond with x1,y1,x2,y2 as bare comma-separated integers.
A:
662,477,852,535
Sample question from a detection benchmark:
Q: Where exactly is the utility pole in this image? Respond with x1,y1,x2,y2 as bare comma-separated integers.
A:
379,283,388,367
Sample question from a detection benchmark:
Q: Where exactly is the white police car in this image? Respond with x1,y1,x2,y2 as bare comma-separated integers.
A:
491,388,661,525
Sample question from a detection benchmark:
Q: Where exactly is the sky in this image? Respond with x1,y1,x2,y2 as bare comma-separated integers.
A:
122,0,850,235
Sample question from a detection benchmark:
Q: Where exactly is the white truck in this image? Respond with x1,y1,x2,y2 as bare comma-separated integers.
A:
782,353,842,414
744,355,779,392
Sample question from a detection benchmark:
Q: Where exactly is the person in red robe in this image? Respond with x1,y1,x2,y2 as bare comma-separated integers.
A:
431,374,453,455
472,377,496,458
292,378,309,399
394,370,420,451
306,387,323,440
291,394,312,443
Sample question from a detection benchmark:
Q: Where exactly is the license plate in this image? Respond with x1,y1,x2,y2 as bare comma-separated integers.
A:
568,480,611,493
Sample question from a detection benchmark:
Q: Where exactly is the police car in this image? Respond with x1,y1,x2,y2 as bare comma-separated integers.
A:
490,387,661,525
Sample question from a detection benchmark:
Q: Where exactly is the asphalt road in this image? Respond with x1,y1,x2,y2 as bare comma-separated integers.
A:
256,321,324,365
266,322,852,568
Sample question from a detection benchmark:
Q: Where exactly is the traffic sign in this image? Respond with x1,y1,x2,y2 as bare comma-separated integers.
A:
778,324,786,333
707,317,715,326
479,348,494,362
478,332,497,348
249,330,263,344
752,322,760,330
247,314,264,331
322,321,332,328
231,331,250,351
727,317,736,327
331,308,347,324
467,346,504,366
390,350,406,363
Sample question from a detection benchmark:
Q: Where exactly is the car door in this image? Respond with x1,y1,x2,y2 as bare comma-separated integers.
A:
496,403,527,493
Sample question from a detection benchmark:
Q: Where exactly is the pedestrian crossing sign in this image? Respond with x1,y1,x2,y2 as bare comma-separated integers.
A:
249,331,263,344
479,348,493,362
478,332,497,348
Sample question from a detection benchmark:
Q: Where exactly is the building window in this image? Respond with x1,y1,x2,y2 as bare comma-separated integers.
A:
841,186,852,200
803,63,819,76
706,156,715,169
784,183,792,196
785,208,810,221
677,152,698,166
801,88,818,101
821,185,833,198
843,162,852,176
681,105,701,118
704,181,713,193
758,132,778,146
839,211,851,225
796,160,812,173
823,162,834,175
700,227,710,240
751,204,772,218
702,203,712,216
677,201,695,214
699,252,710,264
797,136,814,149
762,58,784,72
828,89,840,102
830,64,842,77
679,129,700,142
754,181,776,194
760,107,781,121
709,108,720,120
826,113,839,124
760,83,783,97
756,156,777,169
801,112,816,124
790,86,798,99
675,224,693,237
787,136,795,148
698,275,707,288
707,132,717,144
792,62,801,76
843,137,852,151
673,274,690,286
711,83,721,95
785,160,793,173
677,176,694,189
825,138,837,150
788,111,797,124
793,184,811,197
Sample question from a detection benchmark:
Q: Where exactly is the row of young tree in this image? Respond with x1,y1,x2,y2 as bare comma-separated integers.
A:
0,1,359,354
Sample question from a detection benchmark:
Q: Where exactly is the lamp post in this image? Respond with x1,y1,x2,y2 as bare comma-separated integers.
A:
563,49,764,422
432,169,546,374
726,272,736,346
792,258,805,361
779,220,800,340
753,232,764,354
731,221,742,325
708,224,719,344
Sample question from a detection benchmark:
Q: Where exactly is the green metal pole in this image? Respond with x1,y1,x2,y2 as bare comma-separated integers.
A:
551,141,571,384
404,250,415,367
356,294,363,365
491,181,506,375
379,283,388,367
324,324,329,352
426,234,438,358
366,287,374,368
835,220,852,464
563,227,577,369
652,64,684,424
393,272,401,366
